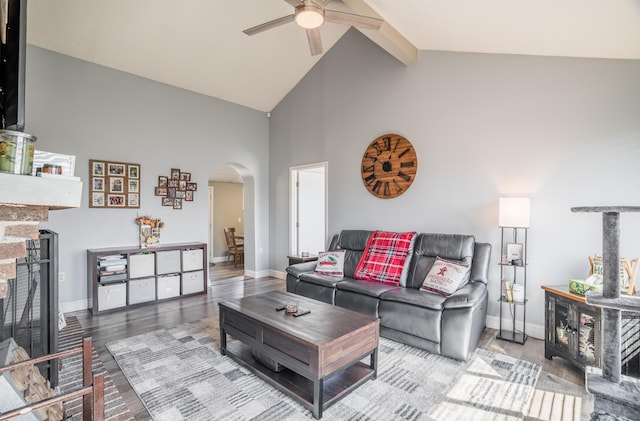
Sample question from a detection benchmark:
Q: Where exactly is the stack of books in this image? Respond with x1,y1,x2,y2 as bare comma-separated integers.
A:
98,255,127,284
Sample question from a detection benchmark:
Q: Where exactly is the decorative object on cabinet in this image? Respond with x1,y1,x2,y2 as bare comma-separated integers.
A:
135,215,164,248
89,159,140,208
87,242,207,315
361,134,417,199
497,197,530,344
588,254,638,295
154,167,197,209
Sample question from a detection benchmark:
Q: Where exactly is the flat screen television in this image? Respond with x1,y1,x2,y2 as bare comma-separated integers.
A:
0,0,27,130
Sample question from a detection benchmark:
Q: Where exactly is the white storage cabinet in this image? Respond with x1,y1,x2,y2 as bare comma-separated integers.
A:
88,242,207,315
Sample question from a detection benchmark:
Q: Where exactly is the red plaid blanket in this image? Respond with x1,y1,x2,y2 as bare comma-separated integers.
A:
354,230,416,285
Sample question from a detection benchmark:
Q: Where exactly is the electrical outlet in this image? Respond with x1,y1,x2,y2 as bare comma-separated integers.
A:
237,217,242,223
58,272,65,282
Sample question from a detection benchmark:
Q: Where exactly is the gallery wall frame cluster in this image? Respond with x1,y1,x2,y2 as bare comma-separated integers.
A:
154,168,197,210
89,159,140,208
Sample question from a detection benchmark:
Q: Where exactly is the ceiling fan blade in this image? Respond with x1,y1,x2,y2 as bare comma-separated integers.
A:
306,28,323,56
324,10,383,30
284,0,303,7
312,0,331,6
243,14,295,36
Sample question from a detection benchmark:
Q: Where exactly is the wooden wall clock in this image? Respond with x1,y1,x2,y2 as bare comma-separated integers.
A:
361,134,417,199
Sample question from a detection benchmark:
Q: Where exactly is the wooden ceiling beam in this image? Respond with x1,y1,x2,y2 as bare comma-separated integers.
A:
342,0,418,65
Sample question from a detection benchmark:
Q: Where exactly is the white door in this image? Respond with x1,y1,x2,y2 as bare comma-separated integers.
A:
290,163,327,255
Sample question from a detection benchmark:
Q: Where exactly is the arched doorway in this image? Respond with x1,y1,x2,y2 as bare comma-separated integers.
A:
209,163,255,280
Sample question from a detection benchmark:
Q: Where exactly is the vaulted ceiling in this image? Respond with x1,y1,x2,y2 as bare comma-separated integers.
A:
27,0,640,113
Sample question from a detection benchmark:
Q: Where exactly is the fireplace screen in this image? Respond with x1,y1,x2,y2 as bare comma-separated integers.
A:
0,230,58,387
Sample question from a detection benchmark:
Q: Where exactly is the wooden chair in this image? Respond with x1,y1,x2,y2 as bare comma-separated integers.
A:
224,227,244,267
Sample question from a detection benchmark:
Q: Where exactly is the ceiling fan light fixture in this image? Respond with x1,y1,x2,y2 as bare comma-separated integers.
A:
295,5,324,29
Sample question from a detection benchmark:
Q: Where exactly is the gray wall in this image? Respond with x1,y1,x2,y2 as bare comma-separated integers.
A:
209,181,244,261
269,30,640,337
24,46,270,310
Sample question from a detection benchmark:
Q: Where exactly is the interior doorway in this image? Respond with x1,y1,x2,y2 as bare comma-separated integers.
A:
290,162,327,256
209,164,247,281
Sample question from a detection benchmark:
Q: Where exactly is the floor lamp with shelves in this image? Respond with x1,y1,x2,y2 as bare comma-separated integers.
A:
497,197,530,345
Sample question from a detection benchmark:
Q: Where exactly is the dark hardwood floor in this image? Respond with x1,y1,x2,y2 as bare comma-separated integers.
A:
70,267,592,420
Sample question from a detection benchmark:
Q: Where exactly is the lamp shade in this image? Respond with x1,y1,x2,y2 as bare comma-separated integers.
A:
499,197,530,228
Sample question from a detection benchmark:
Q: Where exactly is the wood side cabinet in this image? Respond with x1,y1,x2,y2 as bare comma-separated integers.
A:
543,285,601,370
88,242,207,315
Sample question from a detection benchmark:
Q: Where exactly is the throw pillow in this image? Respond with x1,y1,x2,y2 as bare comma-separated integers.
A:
315,250,346,277
421,257,471,297
354,231,416,285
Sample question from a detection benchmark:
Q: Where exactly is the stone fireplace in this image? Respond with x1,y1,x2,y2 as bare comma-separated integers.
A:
0,172,82,388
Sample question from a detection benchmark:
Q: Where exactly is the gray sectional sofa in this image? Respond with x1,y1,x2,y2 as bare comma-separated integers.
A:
286,230,491,361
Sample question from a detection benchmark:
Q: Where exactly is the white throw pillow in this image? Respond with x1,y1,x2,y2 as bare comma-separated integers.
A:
315,250,346,277
420,257,471,297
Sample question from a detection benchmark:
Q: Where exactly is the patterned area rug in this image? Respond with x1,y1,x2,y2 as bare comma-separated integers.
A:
106,318,540,420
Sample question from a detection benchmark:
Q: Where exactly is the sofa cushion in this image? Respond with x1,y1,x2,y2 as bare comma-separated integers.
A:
336,279,401,298
378,296,442,344
405,233,475,289
314,250,345,277
379,287,447,311
399,234,417,287
354,230,416,285
420,257,471,297
332,230,373,278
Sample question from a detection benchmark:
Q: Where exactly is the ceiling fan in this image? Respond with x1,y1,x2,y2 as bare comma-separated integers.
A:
243,0,383,56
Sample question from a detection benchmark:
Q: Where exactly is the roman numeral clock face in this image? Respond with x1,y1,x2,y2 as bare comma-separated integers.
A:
361,134,418,199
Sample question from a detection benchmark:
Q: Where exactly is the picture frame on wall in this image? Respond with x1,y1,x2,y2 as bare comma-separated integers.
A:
108,194,126,207
89,159,141,208
128,193,139,207
92,178,104,192
108,163,125,176
128,179,139,193
92,161,105,176
128,164,139,179
92,192,104,207
155,167,197,209
110,177,124,193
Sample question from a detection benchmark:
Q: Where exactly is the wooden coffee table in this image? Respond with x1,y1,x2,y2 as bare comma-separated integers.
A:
219,290,379,419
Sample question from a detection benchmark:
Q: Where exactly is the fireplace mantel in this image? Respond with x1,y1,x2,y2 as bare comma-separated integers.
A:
0,173,82,209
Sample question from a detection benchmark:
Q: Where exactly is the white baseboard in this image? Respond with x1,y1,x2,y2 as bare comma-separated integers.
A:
60,299,90,314
211,256,228,264
486,315,544,340
270,270,286,280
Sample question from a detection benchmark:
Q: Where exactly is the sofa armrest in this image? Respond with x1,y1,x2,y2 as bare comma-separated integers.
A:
443,282,487,309
285,261,317,279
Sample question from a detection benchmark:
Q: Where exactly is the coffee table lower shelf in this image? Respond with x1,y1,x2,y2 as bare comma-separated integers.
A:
224,341,376,418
